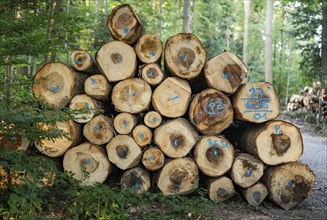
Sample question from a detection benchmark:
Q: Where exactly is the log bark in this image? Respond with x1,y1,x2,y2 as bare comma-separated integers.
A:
230,153,264,188
69,94,104,123
139,63,166,86
152,77,191,118
83,115,115,145
106,4,145,45
113,112,138,134
204,51,247,94
189,88,233,135
96,41,137,82
142,146,165,171
164,33,206,79
63,142,112,186
206,176,235,203
237,120,303,165
157,157,199,196
238,182,268,207
112,78,152,114
70,50,99,73
144,111,162,128
232,82,280,123
84,74,111,101
32,62,86,109
106,135,142,170
194,136,234,177
135,34,162,63
121,167,151,193
132,125,152,148
154,118,199,158
262,162,315,210
35,120,82,157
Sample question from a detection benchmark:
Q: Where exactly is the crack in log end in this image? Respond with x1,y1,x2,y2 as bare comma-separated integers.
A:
146,68,158,79
241,159,258,177
206,147,224,165
252,191,261,204
174,48,196,70
217,187,229,199
271,133,291,156
116,145,130,159
170,135,185,149
223,64,242,89
111,53,123,64
169,168,188,192
280,175,311,205
140,39,158,58
77,153,99,173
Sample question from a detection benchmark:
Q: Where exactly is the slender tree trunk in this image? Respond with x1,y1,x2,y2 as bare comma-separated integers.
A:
243,0,250,66
322,0,327,88
182,0,191,33
45,0,55,63
158,0,162,37
285,43,292,106
265,0,273,83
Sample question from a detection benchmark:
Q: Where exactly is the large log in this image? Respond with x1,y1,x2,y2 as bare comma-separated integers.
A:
206,176,235,203
106,4,145,45
112,78,152,114
189,88,233,135
157,157,199,196
154,118,199,158
32,62,86,109
238,182,268,207
120,167,151,193
142,146,165,171
237,120,303,165
35,120,81,157
152,77,191,118
232,82,279,123
83,115,115,145
144,111,162,128
106,135,142,170
113,112,138,134
84,74,111,101
135,34,162,63
262,162,315,210
204,51,247,94
164,33,206,79
194,136,234,177
63,142,112,186
230,153,264,188
96,41,137,82
70,50,99,73
139,63,166,86
69,94,104,123
132,125,152,148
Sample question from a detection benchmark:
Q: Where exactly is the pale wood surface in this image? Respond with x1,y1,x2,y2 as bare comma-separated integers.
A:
142,146,165,171
144,111,162,128
70,50,97,73
84,74,111,100
135,34,162,63
207,176,235,203
83,115,115,145
139,63,165,86
132,125,152,148
113,112,137,134
240,182,268,207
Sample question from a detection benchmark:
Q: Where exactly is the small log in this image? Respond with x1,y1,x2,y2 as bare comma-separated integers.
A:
194,136,234,177
35,120,82,157
157,157,199,196
135,34,162,63
96,41,137,82
32,62,86,109
106,135,142,170
237,120,303,165
154,118,199,158
206,176,235,203
289,95,304,104
232,82,280,123
112,78,152,114
63,142,113,186
84,74,111,101
230,153,264,188
164,33,206,79
70,50,99,73
144,111,162,128
189,88,233,135
0,136,30,151
204,51,247,94
142,146,165,171
152,77,191,118
238,182,268,207
106,4,145,45
83,115,115,145
139,63,166,86
262,162,315,210
113,112,138,134
132,125,152,148
121,167,151,193
69,94,104,123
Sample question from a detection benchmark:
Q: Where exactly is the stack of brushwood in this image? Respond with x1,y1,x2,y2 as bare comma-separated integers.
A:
287,81,327,122
1,4,316,211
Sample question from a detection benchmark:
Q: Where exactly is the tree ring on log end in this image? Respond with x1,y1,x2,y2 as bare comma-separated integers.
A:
170,134,185,149
116,13,133,29
217,187,229,199
271,133,291,156
205,147,224,165
116,145,129,159
77,153,99,173
175,48,196,69
111,53,123,64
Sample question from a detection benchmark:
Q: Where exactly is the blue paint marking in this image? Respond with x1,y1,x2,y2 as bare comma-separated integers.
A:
138,133,145,139
117,57,123,63
267,86,271,89
91,78,96,85
85,158,92,165
118,149,126,158
85,102,89,109
51,85,60,93
172,96,179,102
93,125,101,131
288,179,292,188
123,121,128,127
134,182,140,189
173,139,179,146
123,27,129,34
74,60,83,65
224,73,229,79
148,156,153,161
179,54,186,61
252,191,261,202
149,52,156,57
213,150,218,157
208,138,230,149
10,136,17,141
132,92,136,97
153,117,157,122
282,144,285,151
245,169,252,177
253,113,267,120
204,97,226,115
275,125,280,134
147,71,153,77
199,110,203,115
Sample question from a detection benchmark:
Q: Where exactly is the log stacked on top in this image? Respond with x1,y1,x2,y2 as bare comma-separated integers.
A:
2,3,313,211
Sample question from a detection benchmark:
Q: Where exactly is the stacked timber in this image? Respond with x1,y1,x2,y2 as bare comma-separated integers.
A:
1,3,313,212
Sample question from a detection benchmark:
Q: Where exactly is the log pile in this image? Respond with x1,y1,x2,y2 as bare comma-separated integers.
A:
1,4,316,211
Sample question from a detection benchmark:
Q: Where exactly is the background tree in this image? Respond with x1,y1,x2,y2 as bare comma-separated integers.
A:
265,0,273,83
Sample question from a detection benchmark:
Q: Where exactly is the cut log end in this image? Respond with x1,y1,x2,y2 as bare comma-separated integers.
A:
207,176,235,203
144,111,162,128
132,125,152,147
135,34,162,63
142,146,165,171
83,115,115,145
70,50,94,72
241,183,268,207
139,63,165,86
121,167,151,193
0,136,30,151
113,112,137,134
84,74,111,100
